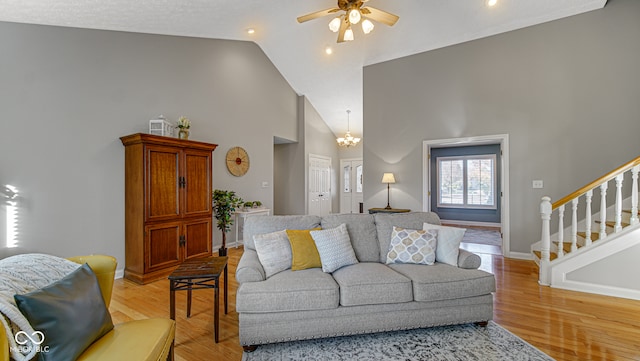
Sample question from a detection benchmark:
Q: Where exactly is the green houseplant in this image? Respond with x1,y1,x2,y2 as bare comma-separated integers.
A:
212,189,243,256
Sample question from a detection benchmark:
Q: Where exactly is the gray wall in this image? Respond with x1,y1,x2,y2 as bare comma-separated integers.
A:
0,22,300,266
363,0,640,254
274,96,340,215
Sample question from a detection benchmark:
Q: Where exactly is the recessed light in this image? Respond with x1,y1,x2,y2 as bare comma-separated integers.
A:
325,46,333,55
247,28,255,34
486,0,498,7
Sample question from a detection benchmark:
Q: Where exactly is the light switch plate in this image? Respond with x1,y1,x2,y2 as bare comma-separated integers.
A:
533,180,544,189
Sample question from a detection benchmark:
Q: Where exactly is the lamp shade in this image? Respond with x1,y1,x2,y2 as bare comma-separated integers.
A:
381,173,396,184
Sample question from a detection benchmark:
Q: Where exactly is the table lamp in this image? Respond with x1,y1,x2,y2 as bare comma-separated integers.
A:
382,173,396,209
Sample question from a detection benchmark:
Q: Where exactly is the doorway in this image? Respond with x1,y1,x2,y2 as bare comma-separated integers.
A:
423,134,510,256
340,159,363,213
308,154,332,216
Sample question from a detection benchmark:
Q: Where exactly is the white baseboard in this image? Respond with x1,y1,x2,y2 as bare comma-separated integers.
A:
115,268,124,280
506,251,533,260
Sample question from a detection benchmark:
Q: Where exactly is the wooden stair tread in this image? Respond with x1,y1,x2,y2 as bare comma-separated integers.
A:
595,220,630,228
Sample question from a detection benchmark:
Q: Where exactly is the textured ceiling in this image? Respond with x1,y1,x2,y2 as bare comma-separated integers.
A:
0,0,607,137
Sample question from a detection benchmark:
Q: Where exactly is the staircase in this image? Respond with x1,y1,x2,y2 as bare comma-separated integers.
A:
532,156,640,300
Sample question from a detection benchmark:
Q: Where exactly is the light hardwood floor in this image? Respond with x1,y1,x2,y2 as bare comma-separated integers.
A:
110,247,640,361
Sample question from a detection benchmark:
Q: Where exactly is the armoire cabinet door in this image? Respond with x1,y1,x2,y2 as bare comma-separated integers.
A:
183,149,212,218
146,145,180,222
184,218,212,260
145,222,182,272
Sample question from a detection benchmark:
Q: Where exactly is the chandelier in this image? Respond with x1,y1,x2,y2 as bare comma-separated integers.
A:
337,110,361,147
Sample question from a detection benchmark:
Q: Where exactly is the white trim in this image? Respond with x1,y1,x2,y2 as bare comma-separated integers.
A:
115,268,124,280
508,252,534,260
436,154,498,210
423,134,510,257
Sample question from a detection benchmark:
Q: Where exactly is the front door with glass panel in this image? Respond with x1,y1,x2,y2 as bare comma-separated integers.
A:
340,159,363,214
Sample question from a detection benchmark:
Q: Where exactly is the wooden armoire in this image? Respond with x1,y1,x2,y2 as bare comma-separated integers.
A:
120,133,218,284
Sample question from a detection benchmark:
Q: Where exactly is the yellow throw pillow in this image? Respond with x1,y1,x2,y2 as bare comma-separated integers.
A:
287,228,322,271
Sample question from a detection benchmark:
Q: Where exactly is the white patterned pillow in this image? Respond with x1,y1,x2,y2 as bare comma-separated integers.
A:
253,230,292,278
310,224,359,273
423,223,466,267
386,227,437,265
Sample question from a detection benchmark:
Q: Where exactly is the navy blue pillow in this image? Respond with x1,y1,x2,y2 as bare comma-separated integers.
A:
14,263,114,361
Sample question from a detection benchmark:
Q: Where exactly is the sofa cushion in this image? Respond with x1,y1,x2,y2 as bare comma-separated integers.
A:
374,212,441,263
332,263,413,306
310,224,359,273
253,230,292,278
14,263,114,361
287,229,322,271
243,215,321,250
386,227,437,265
78,318,175,361
388,263,496,302
423,223,466,267
321,214,379,262
236,268,339,313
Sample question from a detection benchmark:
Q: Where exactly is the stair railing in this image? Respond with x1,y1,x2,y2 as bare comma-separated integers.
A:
539,156,640,285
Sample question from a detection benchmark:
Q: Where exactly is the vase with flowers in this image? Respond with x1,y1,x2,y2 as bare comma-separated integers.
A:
177,116,191,139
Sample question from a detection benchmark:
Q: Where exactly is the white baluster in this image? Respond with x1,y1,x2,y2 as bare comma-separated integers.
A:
585,190,593,246
557,205,565,258
631,166,639,225
571,198,579,252
600,182,609,241
615,174,624,233
540,197,552,262
539,196,552,285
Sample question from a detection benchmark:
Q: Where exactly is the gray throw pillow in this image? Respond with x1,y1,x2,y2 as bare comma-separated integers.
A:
253,230,292,278
14,263,114,361
310,223,359,273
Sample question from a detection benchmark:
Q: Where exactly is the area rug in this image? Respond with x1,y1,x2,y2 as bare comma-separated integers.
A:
242,322,554,361
462,228,502,247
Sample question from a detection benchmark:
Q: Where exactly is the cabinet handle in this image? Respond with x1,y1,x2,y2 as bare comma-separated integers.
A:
179,177,186,188
179,235,186,247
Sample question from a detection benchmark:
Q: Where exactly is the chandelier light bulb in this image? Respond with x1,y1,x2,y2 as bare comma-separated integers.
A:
348,9,361,24
328,17,341,32
487,0,498,6
344,27,354,41
362,19,374,34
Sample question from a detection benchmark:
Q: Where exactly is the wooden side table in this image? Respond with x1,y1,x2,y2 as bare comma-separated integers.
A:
168,256,228,343
368,208,411,214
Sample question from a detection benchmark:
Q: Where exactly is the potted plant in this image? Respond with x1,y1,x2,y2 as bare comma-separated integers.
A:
254,201,262,208
212,189,243,256
243,201,254,211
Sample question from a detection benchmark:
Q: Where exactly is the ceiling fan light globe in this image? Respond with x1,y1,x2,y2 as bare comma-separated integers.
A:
328,17,341,32
348,9,361,24
344,27,354,41
362,19,374,34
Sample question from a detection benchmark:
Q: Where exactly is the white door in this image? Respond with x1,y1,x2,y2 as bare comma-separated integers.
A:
308,154,332,216
340,159,363,213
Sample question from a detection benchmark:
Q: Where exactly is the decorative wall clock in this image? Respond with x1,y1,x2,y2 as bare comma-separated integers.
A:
226,146,250,177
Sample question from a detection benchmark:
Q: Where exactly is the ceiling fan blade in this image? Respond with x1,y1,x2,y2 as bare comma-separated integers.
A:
297,8,340,23
337,16,348,43
361,6,399,26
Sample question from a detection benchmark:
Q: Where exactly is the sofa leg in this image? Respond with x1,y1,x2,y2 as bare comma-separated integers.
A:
243,345,258,352
168,341,175,361
475,321,489,327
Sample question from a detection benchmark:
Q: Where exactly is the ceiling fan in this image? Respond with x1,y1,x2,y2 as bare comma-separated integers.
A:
297,0,399,43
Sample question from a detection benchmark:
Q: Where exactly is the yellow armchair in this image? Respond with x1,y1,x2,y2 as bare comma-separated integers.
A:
0,255,175,361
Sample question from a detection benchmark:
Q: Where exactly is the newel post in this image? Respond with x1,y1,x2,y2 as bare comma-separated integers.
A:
539,196,552,285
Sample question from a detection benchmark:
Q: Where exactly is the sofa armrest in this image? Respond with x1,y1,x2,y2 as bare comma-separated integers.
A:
236,249,266,284
457,249,481,269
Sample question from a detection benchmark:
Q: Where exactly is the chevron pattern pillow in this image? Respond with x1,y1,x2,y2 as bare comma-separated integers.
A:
310,223,359,273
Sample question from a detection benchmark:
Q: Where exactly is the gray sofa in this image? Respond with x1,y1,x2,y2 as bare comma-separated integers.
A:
235,212,496,349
